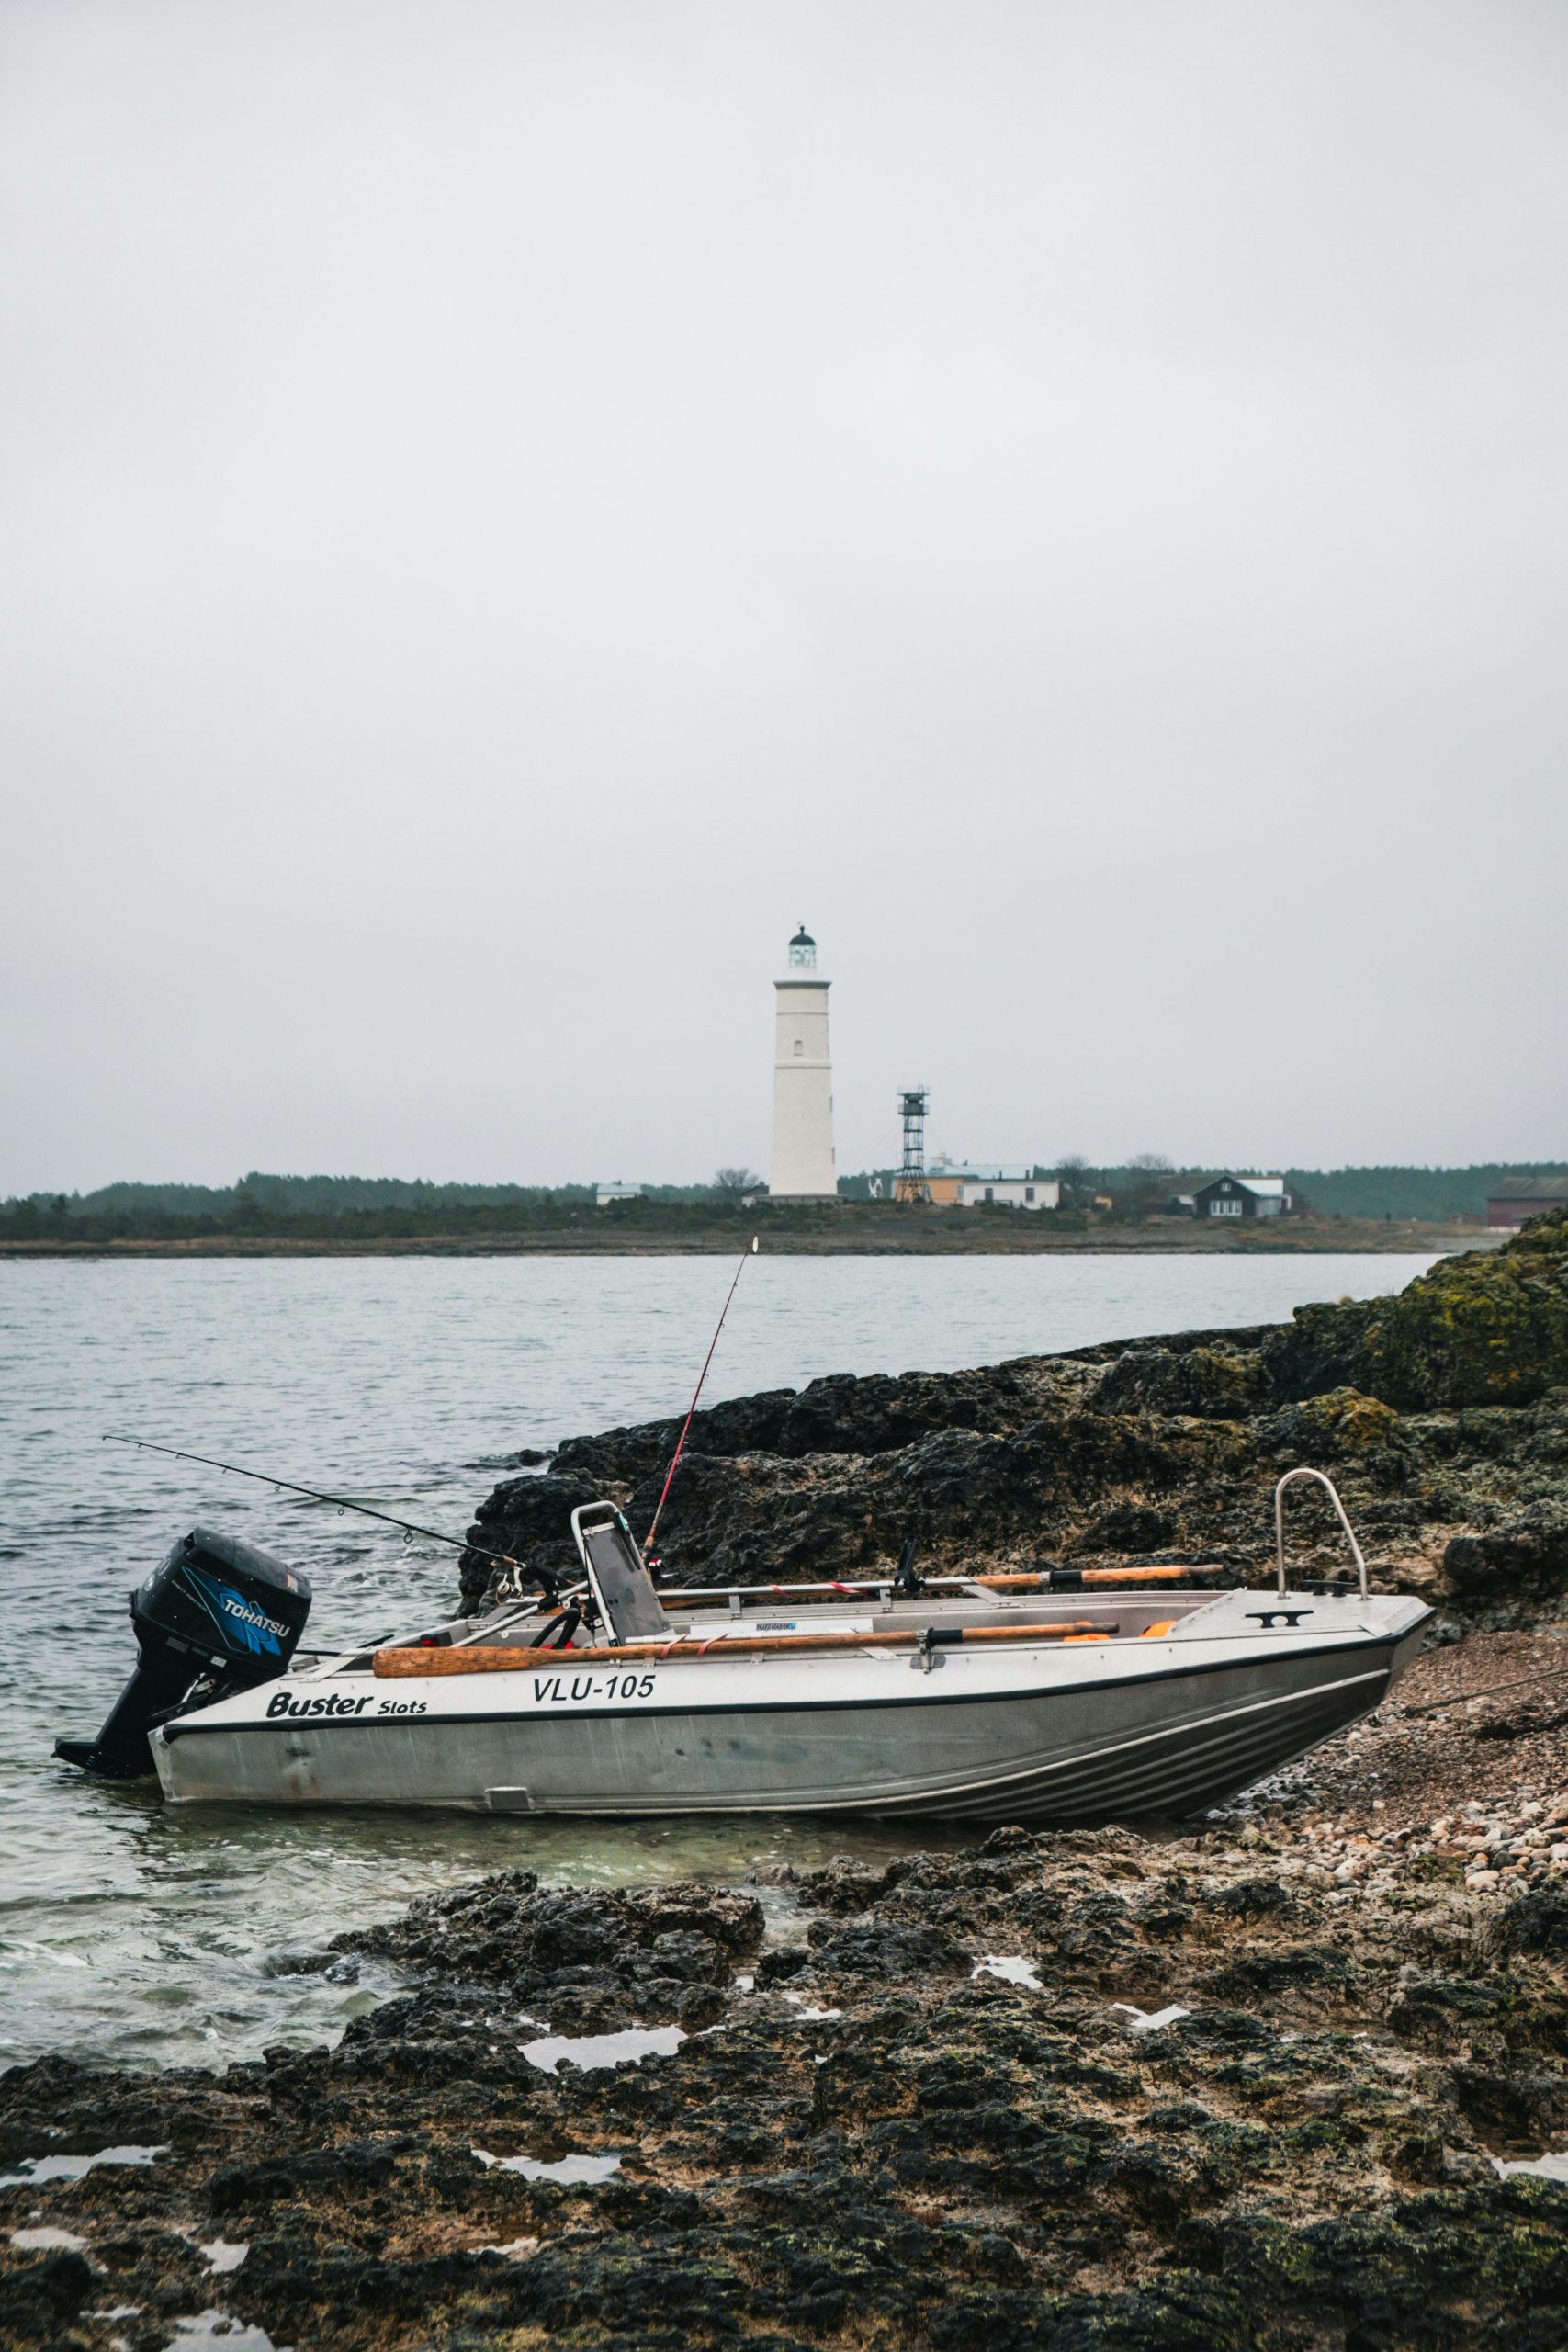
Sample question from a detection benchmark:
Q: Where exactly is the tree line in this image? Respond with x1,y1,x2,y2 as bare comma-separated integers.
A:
3,1160,1564,1239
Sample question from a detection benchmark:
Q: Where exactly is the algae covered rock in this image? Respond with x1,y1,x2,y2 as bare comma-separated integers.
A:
1269,1209,1568,1412
1266,1387,1404,1461
1095,1344,1268,1420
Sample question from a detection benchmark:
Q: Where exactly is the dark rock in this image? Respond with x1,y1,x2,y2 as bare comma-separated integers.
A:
1095,1345,1269,1419
755,1946,811,1985
1074,1500,1175,1555
330,1872,763,2016
1263,1296,1380,1403
1492,1884,1568,1961
457,1472,606,1607
1444,1508,1568,1602
0,2246,96,2337
803,1919,971,1978
552,1389,797,1487
209,2139,400,2211
1265,1386,1404,1461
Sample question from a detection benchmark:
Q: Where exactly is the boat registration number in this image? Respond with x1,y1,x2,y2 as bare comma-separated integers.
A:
533,1671,656,1704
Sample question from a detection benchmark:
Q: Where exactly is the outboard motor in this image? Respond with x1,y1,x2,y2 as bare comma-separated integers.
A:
55,1528,312,1779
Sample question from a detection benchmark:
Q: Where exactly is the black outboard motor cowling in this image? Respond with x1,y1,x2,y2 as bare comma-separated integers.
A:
55,1528,312,1779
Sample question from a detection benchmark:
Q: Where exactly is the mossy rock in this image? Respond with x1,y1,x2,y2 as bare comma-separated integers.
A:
1097,1345,1269,1419
1269,1387,1402,1459
1267,1210,1568,1411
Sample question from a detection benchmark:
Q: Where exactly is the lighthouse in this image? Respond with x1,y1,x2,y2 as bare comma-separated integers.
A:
770,924,838,1201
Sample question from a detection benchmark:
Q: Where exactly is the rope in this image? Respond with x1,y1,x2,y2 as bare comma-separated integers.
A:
1402,1662,1568,1717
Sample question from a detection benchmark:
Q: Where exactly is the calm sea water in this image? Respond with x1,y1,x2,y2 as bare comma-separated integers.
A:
0,1250,1432,2070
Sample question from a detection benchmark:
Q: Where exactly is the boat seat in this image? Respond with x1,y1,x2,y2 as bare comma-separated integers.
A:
571,1504,671,1642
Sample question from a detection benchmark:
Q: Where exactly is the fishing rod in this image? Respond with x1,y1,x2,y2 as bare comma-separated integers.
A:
644,1237,759,1557
101,1434,549,1589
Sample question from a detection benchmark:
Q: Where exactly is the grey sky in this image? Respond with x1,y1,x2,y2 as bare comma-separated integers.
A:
3,0,1564,1193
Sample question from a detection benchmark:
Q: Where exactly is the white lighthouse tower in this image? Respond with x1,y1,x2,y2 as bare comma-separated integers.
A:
770,923,838,1202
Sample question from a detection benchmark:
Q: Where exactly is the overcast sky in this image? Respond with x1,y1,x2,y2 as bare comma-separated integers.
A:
2,0,1564,1194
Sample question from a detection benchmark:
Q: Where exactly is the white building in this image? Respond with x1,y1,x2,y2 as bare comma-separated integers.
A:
928,1160,1060,1211
769,924,838,1201
595,1182,644,1206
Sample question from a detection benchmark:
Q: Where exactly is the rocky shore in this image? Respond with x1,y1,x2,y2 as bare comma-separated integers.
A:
6,1216,1568,2350
4,1671,1567,2352
457,1206,1568,1619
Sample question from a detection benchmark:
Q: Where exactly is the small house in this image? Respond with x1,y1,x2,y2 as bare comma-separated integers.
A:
1192,1175,1292,1221
1486,1177,1568,1229
926,1162,1060,1211
595,1182,644,1207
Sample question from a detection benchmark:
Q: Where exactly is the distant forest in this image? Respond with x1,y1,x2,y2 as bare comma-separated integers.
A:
2,1161,1565,1238
0,1170,721,1240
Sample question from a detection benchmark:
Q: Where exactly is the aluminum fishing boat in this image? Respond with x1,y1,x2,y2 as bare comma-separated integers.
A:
95,1469,1429,1823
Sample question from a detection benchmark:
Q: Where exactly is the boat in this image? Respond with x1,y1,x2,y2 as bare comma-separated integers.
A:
58,1467,1431,1822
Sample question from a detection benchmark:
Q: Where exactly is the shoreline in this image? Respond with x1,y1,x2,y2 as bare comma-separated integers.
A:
0,1219,1495,1261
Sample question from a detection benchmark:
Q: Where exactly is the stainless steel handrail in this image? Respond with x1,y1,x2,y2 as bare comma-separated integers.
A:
1274,1467,1369,1600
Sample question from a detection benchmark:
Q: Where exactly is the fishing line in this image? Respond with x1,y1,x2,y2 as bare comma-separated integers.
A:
101,1434,534,1580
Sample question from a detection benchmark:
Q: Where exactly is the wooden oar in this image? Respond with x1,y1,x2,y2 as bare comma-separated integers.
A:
373,1618,1119,1678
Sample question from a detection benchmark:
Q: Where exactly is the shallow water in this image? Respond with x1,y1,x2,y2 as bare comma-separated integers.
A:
1492,2150,1568,2182
473,2147,623,2181
0,1250,1432,2069
0,2145,165,2186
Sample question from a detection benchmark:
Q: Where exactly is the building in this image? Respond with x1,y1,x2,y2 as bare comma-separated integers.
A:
926,1160,1060,1211
595,1182,643,1206
1192,1175,1293,1220
769,924,838,1201
1487,1176,1568,1229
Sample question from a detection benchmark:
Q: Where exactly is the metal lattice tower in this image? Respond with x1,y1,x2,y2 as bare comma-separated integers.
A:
895,1087,931,1203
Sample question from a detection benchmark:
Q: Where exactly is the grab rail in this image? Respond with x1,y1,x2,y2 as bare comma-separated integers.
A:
1274,1467,1369,1600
